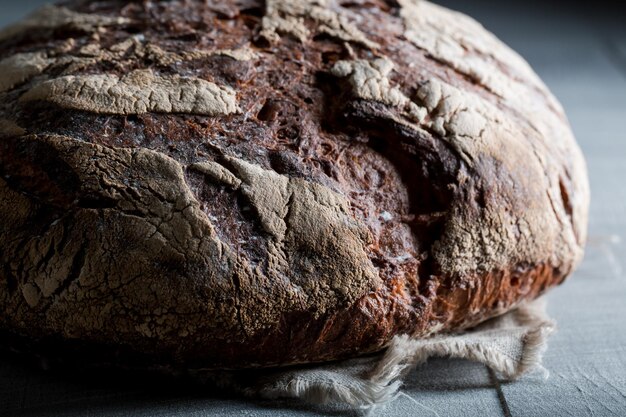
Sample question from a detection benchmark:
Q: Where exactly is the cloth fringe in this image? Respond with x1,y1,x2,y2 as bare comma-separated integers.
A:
210,299,555,410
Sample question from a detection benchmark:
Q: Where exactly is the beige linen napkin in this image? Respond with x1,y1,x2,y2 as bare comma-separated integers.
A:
205,299,554,411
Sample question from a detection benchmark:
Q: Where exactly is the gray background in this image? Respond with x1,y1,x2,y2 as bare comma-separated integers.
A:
1,0,626,416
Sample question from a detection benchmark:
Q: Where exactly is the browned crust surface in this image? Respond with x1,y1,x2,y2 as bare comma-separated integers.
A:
0,0,589,369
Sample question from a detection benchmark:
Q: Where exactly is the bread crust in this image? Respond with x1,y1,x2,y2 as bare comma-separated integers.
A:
0,0,588,369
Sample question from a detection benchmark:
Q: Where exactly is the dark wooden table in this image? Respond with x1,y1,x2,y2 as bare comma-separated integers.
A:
1,1,625,416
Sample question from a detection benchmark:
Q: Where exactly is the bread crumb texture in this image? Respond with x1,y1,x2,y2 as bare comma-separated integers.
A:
19,69,240,116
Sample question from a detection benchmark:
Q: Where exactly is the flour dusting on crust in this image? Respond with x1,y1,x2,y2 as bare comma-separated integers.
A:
331,58,426,121
19,69,240,116
397,0,563,116
0,52,55,93
331,58,586,276
261,0,378,48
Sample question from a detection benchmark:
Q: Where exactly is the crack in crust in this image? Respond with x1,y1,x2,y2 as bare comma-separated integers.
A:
0,36,257,98
193,155,380,318
331,57,586,277
78,38,257,67
0,134,379,364
398,0,563,116
0,0,589,369
261,0,379,48
331,58,426,121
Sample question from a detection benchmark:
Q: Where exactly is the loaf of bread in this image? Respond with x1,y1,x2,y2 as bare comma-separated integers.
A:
0,0,589,370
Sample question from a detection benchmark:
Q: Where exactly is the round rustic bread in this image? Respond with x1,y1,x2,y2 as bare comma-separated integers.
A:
0,0,589,370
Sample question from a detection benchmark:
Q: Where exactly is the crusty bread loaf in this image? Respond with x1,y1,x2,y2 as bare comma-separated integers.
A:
0,0,588,369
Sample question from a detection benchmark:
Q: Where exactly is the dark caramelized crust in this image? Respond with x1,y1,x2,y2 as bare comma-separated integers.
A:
0,0,588,369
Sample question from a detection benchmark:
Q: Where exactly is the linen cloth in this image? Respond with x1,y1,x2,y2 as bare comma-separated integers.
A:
205,299,554,411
